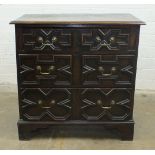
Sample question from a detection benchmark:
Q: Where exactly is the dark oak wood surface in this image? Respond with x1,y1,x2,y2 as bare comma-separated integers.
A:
12,14,144,140
10,14,145,25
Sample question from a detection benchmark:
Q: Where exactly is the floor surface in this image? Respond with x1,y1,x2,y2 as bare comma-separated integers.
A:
0,85,155,150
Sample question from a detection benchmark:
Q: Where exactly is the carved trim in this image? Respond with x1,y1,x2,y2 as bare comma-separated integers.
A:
81,88,131,121
23,28,72,51
81,28,129,51
21,88,72,121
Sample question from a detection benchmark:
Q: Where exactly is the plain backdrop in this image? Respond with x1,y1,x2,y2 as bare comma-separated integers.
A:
0,4,154,90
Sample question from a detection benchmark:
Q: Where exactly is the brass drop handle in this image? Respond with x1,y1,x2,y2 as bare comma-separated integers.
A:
36,65,55,75
38,100,43,105
52,36,58,42
110,36,116,43
38,99,56,108
96,99,111,109
111,100,115,105
97,99,102,105
96,36,101,42
50,99,56,105
37,36,44,43
98,66,104,72
98,66,116,76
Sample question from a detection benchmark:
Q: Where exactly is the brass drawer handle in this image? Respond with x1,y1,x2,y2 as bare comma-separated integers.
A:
111,100,115,105
102,106,111,109
37,36,44,43
50,99,56,105
96,36,101,42
38,100,43,105
38,99,56,108
98,66,116,76
37,36,57,43
36,65,55,75
52,36,58,42
97,99,102,105
110,36,116,43
96,100,111,109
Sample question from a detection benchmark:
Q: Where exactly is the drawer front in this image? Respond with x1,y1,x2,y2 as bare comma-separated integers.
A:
18,54,72,87
81,55,136,87
20,88,73,121
20,28,73,54
79,27,139,54
80,88,133,121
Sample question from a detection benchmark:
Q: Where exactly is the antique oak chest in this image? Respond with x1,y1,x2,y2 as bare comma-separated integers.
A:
10,14,145,140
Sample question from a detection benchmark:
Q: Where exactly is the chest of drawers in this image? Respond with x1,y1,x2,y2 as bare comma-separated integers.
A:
10,14,145,140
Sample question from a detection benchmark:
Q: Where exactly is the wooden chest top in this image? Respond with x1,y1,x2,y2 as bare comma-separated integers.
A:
10,14,145,25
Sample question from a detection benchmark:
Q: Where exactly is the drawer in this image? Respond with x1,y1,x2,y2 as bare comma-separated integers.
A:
81,55,136,87
79,26,139,54
79,88,133,121
20,27,73,54
19,88,133,122
20,88,73,121
18,54,72,87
